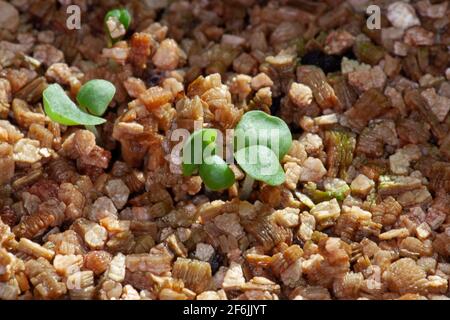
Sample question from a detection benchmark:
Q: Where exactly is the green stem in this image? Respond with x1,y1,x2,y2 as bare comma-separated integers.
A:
78,105,102,144
84,125,101,143
240,174,254,200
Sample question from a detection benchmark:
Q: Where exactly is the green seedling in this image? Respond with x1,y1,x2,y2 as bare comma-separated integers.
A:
43,80,115,138
182,110,292,193
43,84,106,126
104,8,132,43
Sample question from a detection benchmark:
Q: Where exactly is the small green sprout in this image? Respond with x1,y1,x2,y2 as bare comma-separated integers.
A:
104,8,132,43
182,110,292,193
43,80,115,127
303,182,350,203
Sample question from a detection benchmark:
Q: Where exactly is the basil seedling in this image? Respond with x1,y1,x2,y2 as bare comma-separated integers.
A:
43,84,106,126
43,79,115,134
181,111,293,192
234,110,291,190
105,8,131,42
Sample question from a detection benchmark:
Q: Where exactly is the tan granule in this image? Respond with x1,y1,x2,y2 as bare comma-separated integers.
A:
105,179,130,210
194,243,215,262
196,290,227,300
425,208,446,230
120,284,141,300
233,52,258,75
274,208,300,228
284,162,301,190
229,74,252,101
67,270,94,291
288,82,313,108
172,257,212,294
310,198,341,222
238,201,257,220
384,258,427,294
152,39,183,71
393,41,408,56
415,222,432,240
285,140,307,164
314,113,338,127
16,238,54,261
123,77,146,98
389,144,421,175
298,157,327,183
106,16,126,39
297,212,316,242
107,253,126,282
166,234,188,258
138,86,173,111
298,133,323,156
126,245,173,275
387,2,420,30
251,73,273,91
213,213,244,239
13,138,42,164
83,251,112,275
99,280,123,300
33,44,64,67
341,57,371,74
71,218,108,250
0,1,19,32
0,142,14,185
416,0,448,18
88,197,118,222
404,27,434,46
324,30,355,55
222,262,245,291
348,66,387,92
379,228,410,240
350,174,374,197
421,88,450,122
397,187,432,208
241,277,280,294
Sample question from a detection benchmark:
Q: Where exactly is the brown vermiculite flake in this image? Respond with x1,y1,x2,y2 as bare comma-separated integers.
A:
0,0,449,301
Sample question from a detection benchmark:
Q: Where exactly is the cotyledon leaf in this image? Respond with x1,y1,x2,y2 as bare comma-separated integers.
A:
199,155,235,191
43,84,106,126
182,128,219,176
235,144,285,186
234,110,292,159
77,79,116,116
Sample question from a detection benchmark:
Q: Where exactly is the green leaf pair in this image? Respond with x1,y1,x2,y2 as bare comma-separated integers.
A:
182,128,235,191
182,111,293,191
234,110,292,186
43,80,116,126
